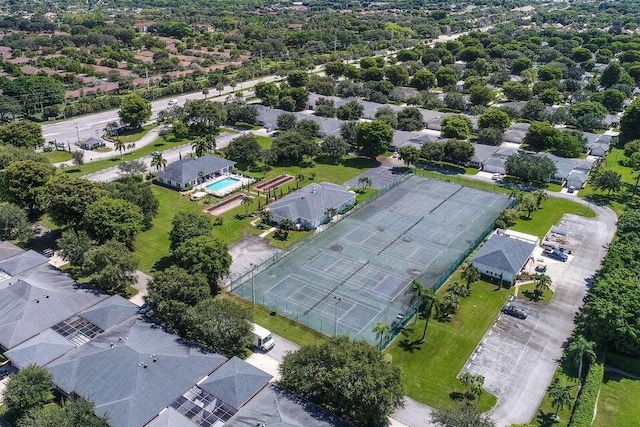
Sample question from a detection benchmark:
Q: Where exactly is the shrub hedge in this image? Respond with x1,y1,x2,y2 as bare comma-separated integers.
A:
568,361,604,427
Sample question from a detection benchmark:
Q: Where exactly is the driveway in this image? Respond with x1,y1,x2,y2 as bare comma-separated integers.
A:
463,209,617,426
83,132,239,183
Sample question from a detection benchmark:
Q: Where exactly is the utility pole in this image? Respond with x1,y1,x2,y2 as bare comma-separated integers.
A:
75,123,80,144
145,68,150,92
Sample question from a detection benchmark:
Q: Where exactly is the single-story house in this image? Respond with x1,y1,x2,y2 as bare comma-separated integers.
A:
80,137,104,150
503,123,530,144
390,130,421,151
268,182,356,229
603,114,620,128
397,133,440,151
538,153,579,184
471,234,535,286
467,143,500,169
156,156,236,190
584,133,612,157
294,112,342,137
481,147,520,175
256,105,286,131
566,170,589,189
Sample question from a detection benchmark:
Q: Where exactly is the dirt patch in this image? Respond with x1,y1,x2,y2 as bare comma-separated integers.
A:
224,235,282,288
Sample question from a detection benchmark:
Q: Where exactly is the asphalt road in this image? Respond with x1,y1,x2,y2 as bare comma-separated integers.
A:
463,206,616,426
83,132,238,183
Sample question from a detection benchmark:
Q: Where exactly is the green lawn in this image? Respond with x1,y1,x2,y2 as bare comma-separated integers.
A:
515,282,554,304
593,372,640,427
240,157,380,188
256,136,273,150
578,148,635,216
510,197,595,239
536,366,580,427
135,185,265,272
387,280,509,411
62,134,193,179
43,150,72,163
223,293,327,347
116,125,154,143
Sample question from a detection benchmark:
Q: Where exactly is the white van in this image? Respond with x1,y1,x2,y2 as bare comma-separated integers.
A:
251,323,275,351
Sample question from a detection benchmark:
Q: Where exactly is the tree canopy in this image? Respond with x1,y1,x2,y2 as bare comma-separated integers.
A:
356,120,393,159
279,336,404,426
82,240,139,296
118,93,151,129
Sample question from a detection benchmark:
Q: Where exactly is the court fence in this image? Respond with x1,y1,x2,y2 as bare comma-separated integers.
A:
228,170,414,291
378,196,517,349
229,173,516,350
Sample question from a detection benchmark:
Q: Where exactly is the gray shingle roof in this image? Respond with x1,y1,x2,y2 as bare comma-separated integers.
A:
0,241,25,262
269,182,355,224
0,263,108,350
225,384,350,427
294,113,342,136
0,250,48,276
5,328,75,368
157,155,235,186
46,316,227,427
79,295,140,331
471,143,500,164
472,235,535,275
199,356,272,409
145,408,199,427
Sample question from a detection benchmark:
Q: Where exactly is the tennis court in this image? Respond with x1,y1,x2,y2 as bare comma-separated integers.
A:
233,175,511,344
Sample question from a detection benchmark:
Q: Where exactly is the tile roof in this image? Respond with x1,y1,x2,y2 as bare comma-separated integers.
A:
47,316,227,427
472,234,535,275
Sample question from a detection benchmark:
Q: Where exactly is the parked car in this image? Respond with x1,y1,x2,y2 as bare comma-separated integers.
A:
502,305,527,319
168,99,178,106
544,248,568,262
535,264,547,273
567,186,575,193
492,173,502,180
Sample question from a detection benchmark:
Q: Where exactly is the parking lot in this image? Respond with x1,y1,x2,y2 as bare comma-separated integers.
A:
463,212,616,426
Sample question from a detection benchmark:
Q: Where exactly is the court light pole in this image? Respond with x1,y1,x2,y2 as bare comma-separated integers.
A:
333,296,342,336
250,263,256,308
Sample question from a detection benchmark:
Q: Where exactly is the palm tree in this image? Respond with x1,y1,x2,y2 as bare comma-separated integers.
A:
436,291,459,320
548,378,573,418
295,174,305,189
449,281,469,298
324,207,338,222
114,138,126,158
259,209,273,226
534,273,552,298
358,176,372,190
241,196,253,217
566,335,597,382
461,263,480,295
150,153,167,171
192,137,212,157
534,189,548,208
216,82,224,96
373,322,391,350
458,372,485,400
203,88,209,99
408,280,437,341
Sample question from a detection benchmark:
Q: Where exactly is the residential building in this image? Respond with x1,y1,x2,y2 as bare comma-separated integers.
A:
268,182,356,229
156,155,236,190
471,234,535,286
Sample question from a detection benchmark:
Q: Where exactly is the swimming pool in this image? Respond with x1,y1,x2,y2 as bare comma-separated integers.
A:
206,177,240,192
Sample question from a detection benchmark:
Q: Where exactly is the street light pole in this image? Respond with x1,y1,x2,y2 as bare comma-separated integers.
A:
333,296,342,336
250,263,256,308
75,123,80,144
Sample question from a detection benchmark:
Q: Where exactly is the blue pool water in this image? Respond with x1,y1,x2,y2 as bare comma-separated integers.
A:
206,177,240,192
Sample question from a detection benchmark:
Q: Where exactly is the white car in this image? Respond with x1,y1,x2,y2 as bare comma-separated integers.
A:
492,173,501,180
168,99,178,106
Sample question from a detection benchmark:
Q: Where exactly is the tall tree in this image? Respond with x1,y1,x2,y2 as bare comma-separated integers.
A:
279,336,404,426
118,93,151,129
173,235,232,290
3,365,54,419
225,134,262,168
534,273,552,298
0,121,45,148
619,97,640,143
82,241,138,296
458,371,485,400
0,202,33,243
114,138,126,158
43,175,105,228
2,160,54,214
191,136,214,158
592,169,622,195
398,146,420,167
17,398,108,427
83,197,144,248
547,378,573,418
566,335,596,381
373,322,391,350
183,99,227,136
356,120,393,159
150,152,167,171
147,266,210,311
107,178,159,230
169,211,214,252
57,230,93,266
